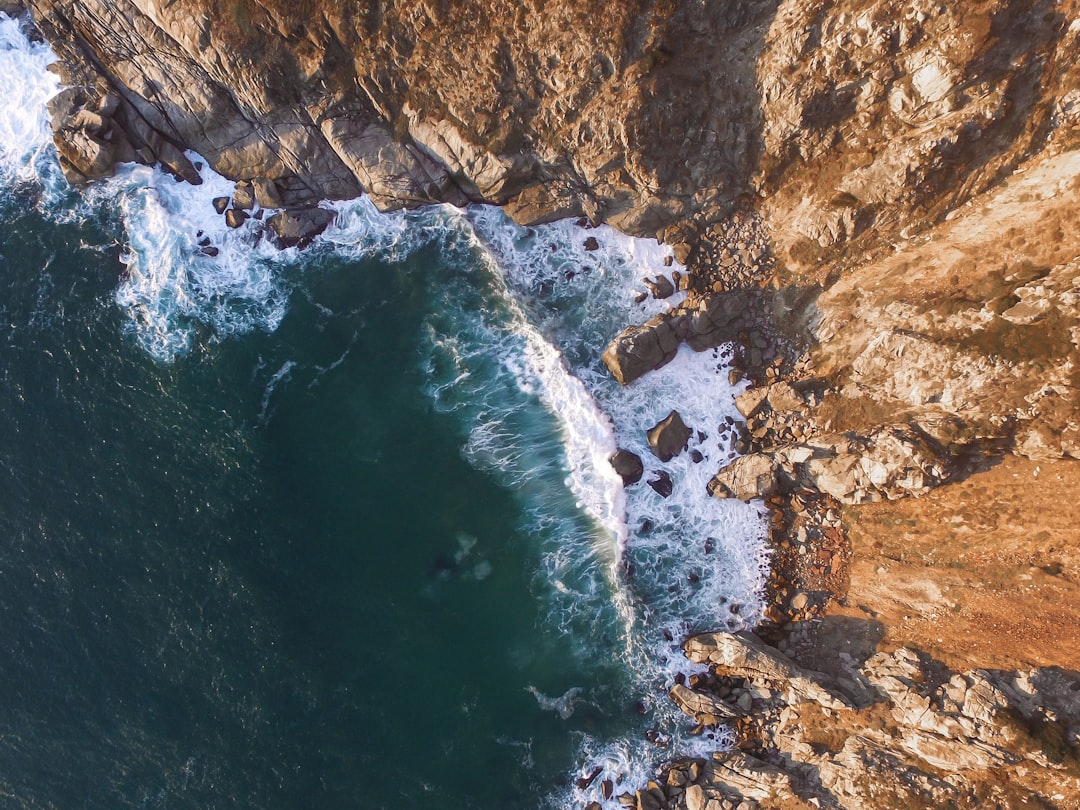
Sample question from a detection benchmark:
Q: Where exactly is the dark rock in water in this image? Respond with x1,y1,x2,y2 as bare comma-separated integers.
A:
639,519,654,534
224,208,248,229
201,245,220,257
197,235,211,247
212,196,229,215
648,470,673,497
608,449,644,486
266,207,335,249
585,803,602,810
601,780,613,800
647,410,692,461
232,180,255,210
576,766,603,790
690,449,704,463
583,236,599,251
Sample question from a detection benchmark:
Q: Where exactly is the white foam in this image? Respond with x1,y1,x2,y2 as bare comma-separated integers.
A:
0,13,62,192
463,210,771,808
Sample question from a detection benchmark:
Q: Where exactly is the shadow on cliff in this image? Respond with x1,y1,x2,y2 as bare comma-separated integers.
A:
935,0,1069,215
619,0,782,231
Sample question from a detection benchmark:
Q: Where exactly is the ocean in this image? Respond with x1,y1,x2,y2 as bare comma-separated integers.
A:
0,13,768,809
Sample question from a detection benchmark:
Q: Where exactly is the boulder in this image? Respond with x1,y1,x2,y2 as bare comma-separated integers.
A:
645,275,675,299
224,208,248,229
609,449,644,486
266,207,335,249
212,196,230,215
647,410,693,461
252,177,284,209
602,316,680,385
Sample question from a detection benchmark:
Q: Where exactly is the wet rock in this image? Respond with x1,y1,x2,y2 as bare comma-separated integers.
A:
647,410,692,462
232,180,255,211
609,449,644,486
647,470,673,498
602,316,680,385
266,207,335,249
224,208,248,229
583,236,599,251
644,275,675,299
212,196,230,215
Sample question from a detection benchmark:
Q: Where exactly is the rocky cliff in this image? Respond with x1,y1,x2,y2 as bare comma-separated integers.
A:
16,0,1080,805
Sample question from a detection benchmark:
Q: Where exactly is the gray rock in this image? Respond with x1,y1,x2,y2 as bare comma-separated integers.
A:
647,410,692,462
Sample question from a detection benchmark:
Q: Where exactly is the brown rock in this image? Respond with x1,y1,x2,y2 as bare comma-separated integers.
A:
647,410,693,462
266,207,335,248
224,208,248,229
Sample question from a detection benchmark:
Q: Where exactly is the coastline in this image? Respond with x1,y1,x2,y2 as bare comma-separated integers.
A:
9,0,1080,805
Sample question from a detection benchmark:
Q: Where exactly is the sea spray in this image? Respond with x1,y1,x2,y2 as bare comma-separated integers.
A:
0,12,61,192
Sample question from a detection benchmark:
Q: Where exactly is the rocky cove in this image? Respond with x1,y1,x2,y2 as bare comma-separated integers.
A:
12,0,1080,806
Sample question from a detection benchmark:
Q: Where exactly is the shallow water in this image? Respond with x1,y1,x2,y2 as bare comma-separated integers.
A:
0,12,768,809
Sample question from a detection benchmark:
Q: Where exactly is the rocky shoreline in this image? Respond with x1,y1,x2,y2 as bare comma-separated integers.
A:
12,0,1080,805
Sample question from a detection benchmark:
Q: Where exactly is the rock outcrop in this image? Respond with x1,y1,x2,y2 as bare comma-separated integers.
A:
23,0,1080,275
608,629,1080,810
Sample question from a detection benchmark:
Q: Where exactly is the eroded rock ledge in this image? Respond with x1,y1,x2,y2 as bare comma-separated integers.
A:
622,629,1080,810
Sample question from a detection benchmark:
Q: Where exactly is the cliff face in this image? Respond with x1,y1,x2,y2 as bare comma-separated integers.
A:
26,0,1080,254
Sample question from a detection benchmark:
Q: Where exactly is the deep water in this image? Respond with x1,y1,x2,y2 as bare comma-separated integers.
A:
0,12,770,810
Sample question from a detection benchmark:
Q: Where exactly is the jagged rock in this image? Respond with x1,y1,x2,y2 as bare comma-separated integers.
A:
609,449,644,486
898,728,1015,771
212,196,230,215
644,275,675,300
709,424,961,504
707,454,781,500
669,684,741,725
709,752,798,803
647,410,692,462
266,207,335,248
583,236,599,251
684,632,850,709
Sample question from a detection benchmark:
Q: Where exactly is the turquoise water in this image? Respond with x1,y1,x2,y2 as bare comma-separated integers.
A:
0,12,770,809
